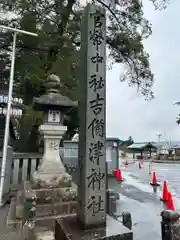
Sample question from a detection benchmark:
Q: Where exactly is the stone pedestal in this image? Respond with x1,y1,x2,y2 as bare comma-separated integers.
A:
32,124,72,188
55,215,133,240
31,124,78,217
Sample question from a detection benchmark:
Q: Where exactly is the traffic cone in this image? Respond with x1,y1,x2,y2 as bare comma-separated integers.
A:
150,171,160,186
139,162,142,169
116,169,123,182
113,169,118,177
167,192,175,211
161,180,169,201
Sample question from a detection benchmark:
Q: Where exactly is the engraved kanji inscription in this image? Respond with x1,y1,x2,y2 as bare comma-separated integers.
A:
89,74,104,92
89,141,104,165
89,13,105,46
91,53,104,72
89,93,104,115
90,12,105,27
87,195,104,216
90,28,104,46
88,118,105,138
87,168,105,190
49,142,58,150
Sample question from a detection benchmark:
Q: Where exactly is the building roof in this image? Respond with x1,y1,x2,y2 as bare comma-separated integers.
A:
107,137,120,142
126,140,180,150
128,142,157,150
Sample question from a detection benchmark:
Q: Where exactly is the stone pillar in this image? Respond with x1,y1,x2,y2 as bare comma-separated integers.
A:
77,3,106,228
54,3,133,240
161,210,180,240
172,220,180,240
106,189,119,217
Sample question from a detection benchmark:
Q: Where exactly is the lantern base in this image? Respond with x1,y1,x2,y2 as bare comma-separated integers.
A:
32,165,73,189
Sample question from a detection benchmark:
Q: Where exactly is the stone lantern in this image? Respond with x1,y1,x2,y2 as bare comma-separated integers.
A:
32,74,77,189
9,74,78,227
10,74,77,235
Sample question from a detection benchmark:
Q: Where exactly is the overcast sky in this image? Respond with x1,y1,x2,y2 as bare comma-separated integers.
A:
106,1,180,142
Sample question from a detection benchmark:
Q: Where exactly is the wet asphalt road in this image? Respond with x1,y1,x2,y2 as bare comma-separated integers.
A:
108,161,180,240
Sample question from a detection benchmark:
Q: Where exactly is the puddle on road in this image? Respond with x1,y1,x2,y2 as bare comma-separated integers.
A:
120,162,180,212
123,171,161,197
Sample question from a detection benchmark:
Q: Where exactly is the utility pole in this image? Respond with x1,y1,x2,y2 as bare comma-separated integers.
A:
156,132,162,156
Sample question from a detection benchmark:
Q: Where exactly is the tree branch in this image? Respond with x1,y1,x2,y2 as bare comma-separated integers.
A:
45,0,76,72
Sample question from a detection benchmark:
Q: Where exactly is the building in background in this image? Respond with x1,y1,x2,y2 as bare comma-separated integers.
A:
124,140,180,161
0,88,23,148
126,142,157,160
70,133,120,173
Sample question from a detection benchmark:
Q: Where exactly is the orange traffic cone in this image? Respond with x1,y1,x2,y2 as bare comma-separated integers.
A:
113,169,118,177
116,169,123,182
167,192,175,211
139,162,142,169
150,171,160,186
161,180,169,201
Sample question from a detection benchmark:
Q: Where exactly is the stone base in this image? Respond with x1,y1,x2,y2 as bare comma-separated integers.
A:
32,181,77,218
34,184,77,204
12,181,78,219
35,201,77,217
7,179,78,232
36,231,55,240
55,214,133,240
32,170,72,189
7,196,78,230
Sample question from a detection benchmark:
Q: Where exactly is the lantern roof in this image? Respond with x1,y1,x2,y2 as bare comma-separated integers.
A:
33,74,77,111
